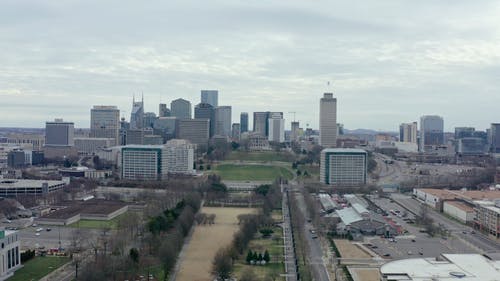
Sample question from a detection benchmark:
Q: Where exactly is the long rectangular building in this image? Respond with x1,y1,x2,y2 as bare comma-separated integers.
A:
320,148,367,186
0,179,66,196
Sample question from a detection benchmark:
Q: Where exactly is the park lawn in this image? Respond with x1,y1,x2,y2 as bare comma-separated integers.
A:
234,226,285,281
8,256,70,281
68,212,128,229
298,164,320,176
215,164,294,181
227,151,295,162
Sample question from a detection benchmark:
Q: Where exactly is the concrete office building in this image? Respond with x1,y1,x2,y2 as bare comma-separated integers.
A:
319,93,337,147
201,90,218,107
420,115,444,151
7,150,25,168
490,123,500,153
291,121,300,142
0,179,67,196
195,103,216,137
268,114,285,143
0,229,21,280
320,148,367,186
240,112,249,133
457,138,487,155
130,97,144,129
121,145,168,180
45,119,74,146
165,139,195,174
399,122,417,143
90,105,120,146
455,127,475,139
171,98,192,119
253,112,269,136
125,129,144,145
159,103,171,117
475,200,500,239
6,133,45,151
232,123,241,140
177,119,210,147
74,137,114,155
153,117,177,142
143,112,157,128
215,106,232,137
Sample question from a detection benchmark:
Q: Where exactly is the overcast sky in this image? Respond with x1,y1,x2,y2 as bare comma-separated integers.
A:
1,0,500,131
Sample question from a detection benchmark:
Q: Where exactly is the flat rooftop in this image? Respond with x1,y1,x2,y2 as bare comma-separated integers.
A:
40,199,128,220
417,188,500,201
0,179,65,188
322,148,367,154
380,254,500,281
445,201,475,213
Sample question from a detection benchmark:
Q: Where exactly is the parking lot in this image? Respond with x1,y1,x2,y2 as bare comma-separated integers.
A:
365,196,477,260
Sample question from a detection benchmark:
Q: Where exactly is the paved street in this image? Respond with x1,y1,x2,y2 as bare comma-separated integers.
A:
292,182,331,281
282,190,298,281
390,194,500,253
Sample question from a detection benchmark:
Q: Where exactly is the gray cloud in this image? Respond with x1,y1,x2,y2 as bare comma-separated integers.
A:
1,0,500,131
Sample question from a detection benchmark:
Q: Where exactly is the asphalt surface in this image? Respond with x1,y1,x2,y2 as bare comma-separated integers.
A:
390,194,500,253
292,182,331,281
282,190,298,281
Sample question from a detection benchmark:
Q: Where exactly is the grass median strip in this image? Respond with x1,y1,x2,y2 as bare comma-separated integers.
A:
8,256,70,281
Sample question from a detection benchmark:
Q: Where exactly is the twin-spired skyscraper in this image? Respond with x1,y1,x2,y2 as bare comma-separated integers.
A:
319,93,337,147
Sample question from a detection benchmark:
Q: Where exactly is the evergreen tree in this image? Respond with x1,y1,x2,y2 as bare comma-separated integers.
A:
246,250,253,264
263,250,270,263
258,253,263,261
253,252,259,261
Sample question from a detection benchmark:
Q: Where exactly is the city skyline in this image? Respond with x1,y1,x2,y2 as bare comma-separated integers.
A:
2,1,500,131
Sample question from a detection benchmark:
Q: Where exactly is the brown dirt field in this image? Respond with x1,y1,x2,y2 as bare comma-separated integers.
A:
176,207,258,281
334,240,372,259
349,268,380,281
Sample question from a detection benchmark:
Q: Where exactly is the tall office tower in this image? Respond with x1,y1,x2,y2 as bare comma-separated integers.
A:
194,103,216,137
90,106,120,146
121,145,168,180
153,117,178,142
45,119,75,146
490,123,500,153
268,113,285,143
215,106,232,137
291,121,300,142
240,112,249,133
232,123,241,140
319,93,337,148
159,103,171,117
130,96,144,129
143,112,157,128
201,90,218,107
399,122,418,143
420,115,444,151
177,119,210,147
320,148,367,186
165,139,195,174
171,98,192,119
253,112,269,136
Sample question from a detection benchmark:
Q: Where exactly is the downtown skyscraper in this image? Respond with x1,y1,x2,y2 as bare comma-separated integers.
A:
201,90,218,107
319,93,337,148
90,105,120,146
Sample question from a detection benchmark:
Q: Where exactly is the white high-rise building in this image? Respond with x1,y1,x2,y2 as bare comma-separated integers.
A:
165,139,195,174
121,145,168,180
320,148,367,186
201,90,218,107
215,106,232,137
268,114,285,143
90,105,120,146
399,122,418,143
319,93,337,147
0,229,21,280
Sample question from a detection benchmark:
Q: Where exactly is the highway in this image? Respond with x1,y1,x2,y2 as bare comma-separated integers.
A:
391,194,500,253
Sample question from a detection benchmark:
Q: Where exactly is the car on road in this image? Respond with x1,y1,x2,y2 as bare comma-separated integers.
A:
46,228,52,232
36,227,43,232
35,233,40,236
383,253,391,257
411,239,416,242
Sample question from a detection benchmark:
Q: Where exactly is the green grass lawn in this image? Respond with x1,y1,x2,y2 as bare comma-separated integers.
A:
68,212,128,229
8,256,70,281
215,164,294,181
233,226,285,281
227,151,295,162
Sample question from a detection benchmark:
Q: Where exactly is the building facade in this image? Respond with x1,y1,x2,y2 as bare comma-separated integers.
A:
121,145,168,180
171,98,192,119
158,103,171,117
240,112,249,133
420,115,444,151
268,115,285,143
201,90,218,107
45,119,74,146
74,137,114,155
319,93,337,148
253,112,269,136
90,105,120,146
195,103,216,137
490,123,500,153
0,230,21,280
215,106,232,137
165,139,195,174
130,97,144,129
320,148,367,186
399,122,417,143
177,119,210,147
